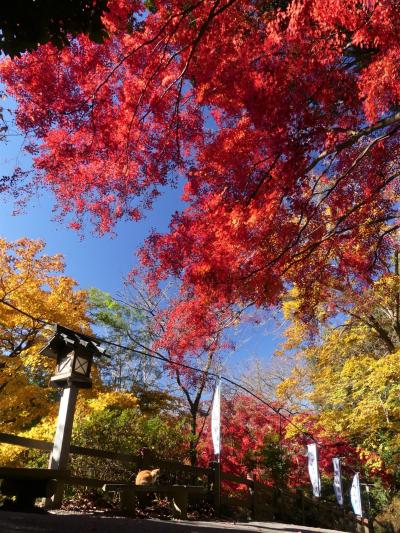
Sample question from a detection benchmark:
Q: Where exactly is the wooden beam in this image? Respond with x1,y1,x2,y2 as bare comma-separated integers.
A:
0,432,52,452
220,471,252,486
0,432,211,476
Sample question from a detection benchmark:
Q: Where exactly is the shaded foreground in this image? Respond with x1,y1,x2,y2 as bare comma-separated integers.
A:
0,511,348,533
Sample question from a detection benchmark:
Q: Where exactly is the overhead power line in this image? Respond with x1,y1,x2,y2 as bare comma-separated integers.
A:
0,299,318,443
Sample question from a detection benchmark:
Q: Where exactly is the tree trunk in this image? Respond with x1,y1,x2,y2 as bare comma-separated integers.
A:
189,410,198,466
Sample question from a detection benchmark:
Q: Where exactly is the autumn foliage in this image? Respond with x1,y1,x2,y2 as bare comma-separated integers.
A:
0,237,89,434
276,269,400,483
0,0,398,330
198,393,384,493
1,0,400,516
0,236,395,515
0,239,190,472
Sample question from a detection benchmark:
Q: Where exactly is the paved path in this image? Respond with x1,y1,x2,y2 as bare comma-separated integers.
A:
0,511,348,533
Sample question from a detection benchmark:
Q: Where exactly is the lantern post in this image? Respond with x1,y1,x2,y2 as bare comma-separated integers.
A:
40,325,105,508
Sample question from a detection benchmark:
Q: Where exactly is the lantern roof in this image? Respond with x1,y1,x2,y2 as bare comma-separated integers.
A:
40,324,107,359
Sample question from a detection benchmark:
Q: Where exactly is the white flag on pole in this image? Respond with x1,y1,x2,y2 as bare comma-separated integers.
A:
333,457,344,506
350,472,363,517
307,443,321,497
211,379,221,459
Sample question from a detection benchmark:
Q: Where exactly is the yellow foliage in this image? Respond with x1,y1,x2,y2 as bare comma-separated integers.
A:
0,238,88,332
0,409,59,466
0,239,145,468
357,447,385,473
283,415,309,440
276,271,400,472
277,274,400,478
281,286,300,320
0,390,139,466
275,367,309,410
0,237,90,436
85,391,139,412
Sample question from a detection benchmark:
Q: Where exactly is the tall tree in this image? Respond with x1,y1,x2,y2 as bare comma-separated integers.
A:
0,237,89,433
199,392,369,491
88,286,162,390
152,293,235,465
0,0,398,325
276,269,400,481
88,280,239,464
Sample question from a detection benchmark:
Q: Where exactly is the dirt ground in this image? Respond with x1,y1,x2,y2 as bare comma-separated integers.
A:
0,511,348,533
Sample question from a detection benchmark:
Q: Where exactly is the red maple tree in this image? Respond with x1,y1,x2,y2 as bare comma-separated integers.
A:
1,0,399,320
198,394,389,489
147,289,238,465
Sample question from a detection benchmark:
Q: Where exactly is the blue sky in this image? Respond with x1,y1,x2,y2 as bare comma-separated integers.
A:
0,107,183,294
0,183,181,294
0,112,281,370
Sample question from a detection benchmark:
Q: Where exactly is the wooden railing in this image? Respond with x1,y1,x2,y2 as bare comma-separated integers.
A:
219,469,371,533
0,431,212,494
0,432,370,532
0,431,209,473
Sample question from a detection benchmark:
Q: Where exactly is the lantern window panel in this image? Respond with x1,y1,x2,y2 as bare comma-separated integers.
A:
57,354,74,374
74,356,89,375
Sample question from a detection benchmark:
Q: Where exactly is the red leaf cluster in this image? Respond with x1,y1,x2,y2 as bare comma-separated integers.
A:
1,0,399,317
198,394,389,488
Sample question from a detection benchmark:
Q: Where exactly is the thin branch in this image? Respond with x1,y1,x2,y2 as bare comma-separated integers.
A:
307,111,400,173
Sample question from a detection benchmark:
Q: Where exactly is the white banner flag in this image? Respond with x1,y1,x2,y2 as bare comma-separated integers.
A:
350,472,363,517
333,457,344,506
307,443,321,497
211,379,221,459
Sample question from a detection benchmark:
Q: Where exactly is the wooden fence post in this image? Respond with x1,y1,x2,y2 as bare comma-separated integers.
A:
247,472,256,520
273,487,281,521
295,488,305,524
139,447,153,469
209,461,221,517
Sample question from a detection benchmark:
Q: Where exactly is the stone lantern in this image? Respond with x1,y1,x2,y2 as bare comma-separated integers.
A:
40,325,103,389
40,325,106,508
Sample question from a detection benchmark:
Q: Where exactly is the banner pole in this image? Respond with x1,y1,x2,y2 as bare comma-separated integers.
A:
211,378,222,515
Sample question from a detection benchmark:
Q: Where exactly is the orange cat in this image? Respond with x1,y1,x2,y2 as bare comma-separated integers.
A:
135,468,160,486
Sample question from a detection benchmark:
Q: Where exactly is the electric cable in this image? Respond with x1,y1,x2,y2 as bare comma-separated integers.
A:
0,299,318,442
